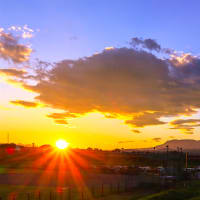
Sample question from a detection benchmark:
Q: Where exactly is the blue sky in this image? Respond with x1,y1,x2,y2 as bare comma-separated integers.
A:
1,0,200,62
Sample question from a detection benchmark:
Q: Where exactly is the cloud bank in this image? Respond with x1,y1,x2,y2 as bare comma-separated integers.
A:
2,36,200,134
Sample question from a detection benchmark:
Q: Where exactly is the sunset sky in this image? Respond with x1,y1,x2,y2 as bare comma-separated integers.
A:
1,0,200,149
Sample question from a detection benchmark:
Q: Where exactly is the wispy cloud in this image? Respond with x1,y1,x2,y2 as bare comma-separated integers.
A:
10,100,39,108
46,112,78,124
54,119,68,125
0,68,27,77
8,25,35,39
47,112,78,119
170,119,200,134
131,129,141,134
130,37,161,52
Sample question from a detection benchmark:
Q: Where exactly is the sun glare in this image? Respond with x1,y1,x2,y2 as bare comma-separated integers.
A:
56,139,69,150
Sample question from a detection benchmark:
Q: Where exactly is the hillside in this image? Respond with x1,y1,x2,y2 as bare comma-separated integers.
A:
125,139,200,152
156,139,200,151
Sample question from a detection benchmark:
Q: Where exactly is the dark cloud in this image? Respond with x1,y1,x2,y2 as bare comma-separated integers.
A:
4,38,200,134
130,37,161,52
130,37,174,54
24,48,173,117
0,31,32,63
10,100,39,108
125,112,166,128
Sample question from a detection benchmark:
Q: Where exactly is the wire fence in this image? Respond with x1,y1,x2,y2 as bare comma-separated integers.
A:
0,180,137,200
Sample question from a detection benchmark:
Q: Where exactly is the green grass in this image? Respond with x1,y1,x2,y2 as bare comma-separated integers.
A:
95,181,200,200
190,197,200,200
137,181,200,200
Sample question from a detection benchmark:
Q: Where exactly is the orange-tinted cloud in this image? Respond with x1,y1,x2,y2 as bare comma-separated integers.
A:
0,68,27,77
10,100,39,108
125,112,166,128
25,48,174,119
170,119,200,134
46,112,78,125
47,112,78,119
4,38,200,132
131,129,141,134
0,29,32,63
19,48,200,128
54,119,68,125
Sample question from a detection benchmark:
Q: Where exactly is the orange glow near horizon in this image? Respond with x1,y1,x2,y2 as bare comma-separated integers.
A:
0,76,199,149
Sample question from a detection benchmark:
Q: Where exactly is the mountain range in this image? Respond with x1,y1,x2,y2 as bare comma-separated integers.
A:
125,139,200,152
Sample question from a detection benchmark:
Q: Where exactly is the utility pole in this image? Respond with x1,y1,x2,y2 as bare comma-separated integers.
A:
180,148,183,171
166,145,169,169
185,152,188,169
153,147,156,160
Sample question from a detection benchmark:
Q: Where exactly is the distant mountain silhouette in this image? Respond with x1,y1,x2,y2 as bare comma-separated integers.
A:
125,139,200,152
155,139,200,151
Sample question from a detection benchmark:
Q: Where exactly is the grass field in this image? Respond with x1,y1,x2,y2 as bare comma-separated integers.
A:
0,182,156,200
90,181,200,200
136,181,200,200
1,174,200,200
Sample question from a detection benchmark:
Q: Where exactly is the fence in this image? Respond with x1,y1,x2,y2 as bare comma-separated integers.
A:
0,177,138,200
0,174,160,199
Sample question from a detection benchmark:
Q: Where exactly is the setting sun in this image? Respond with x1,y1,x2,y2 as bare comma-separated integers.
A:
56,139,69,150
